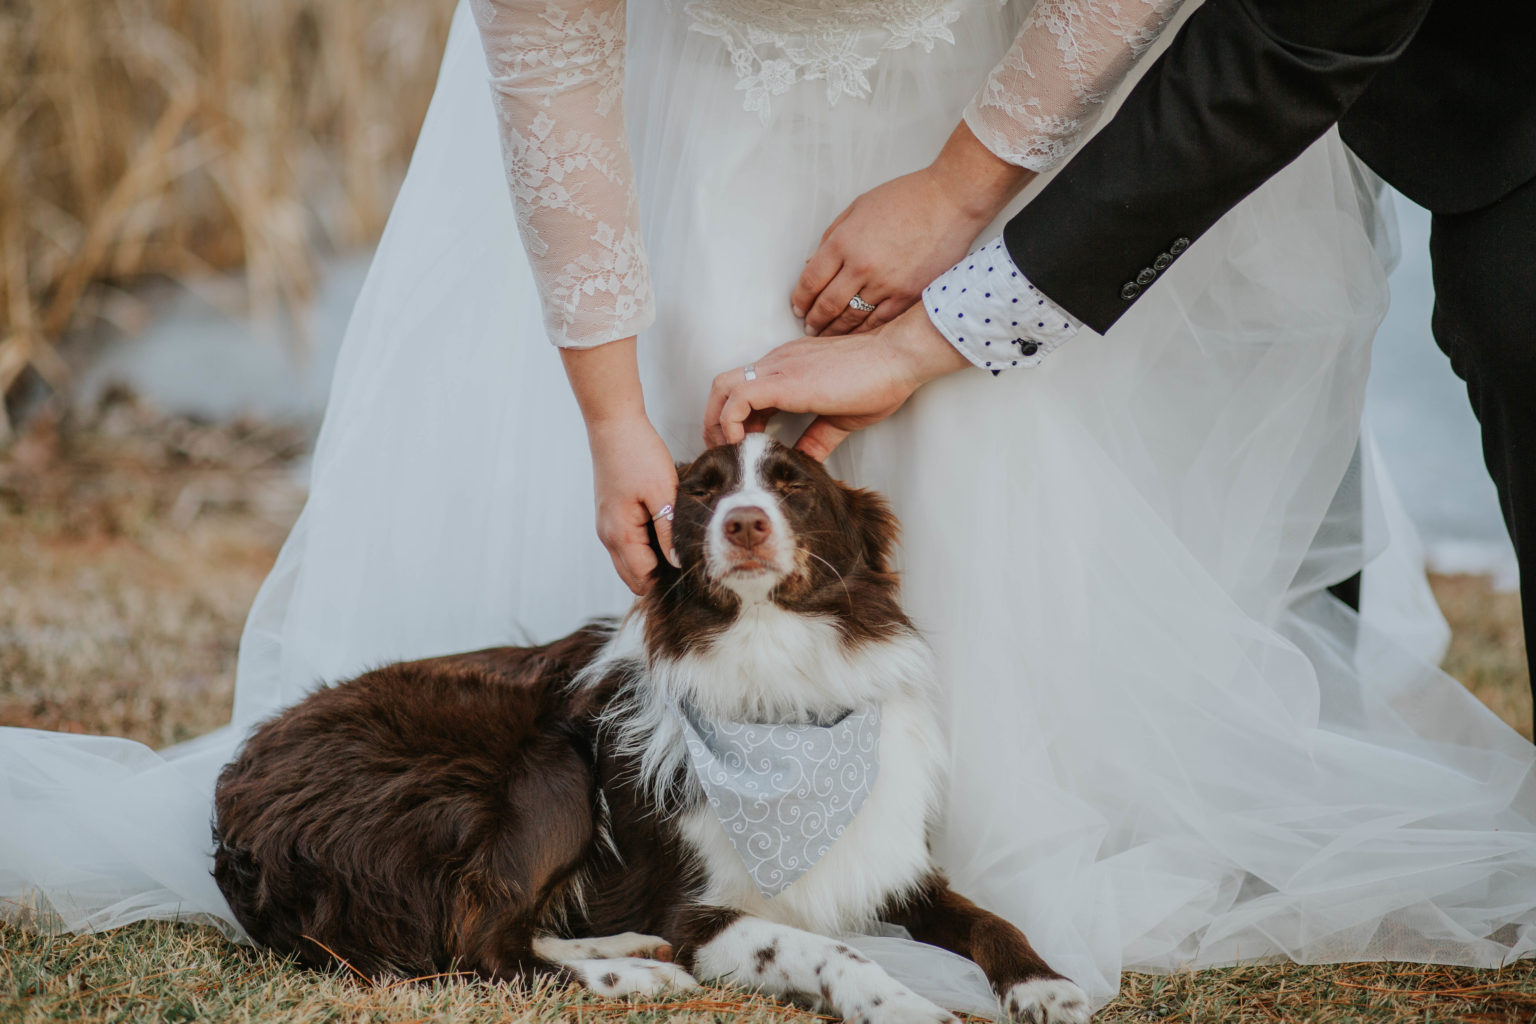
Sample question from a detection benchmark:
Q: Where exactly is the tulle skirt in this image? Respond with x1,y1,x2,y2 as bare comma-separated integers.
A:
4,0,1534,1014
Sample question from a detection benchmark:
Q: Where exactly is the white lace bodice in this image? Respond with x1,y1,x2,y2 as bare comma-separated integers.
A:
468,0,1183,347
682,0,977,120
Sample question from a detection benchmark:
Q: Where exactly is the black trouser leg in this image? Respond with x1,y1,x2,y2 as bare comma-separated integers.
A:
1428,172,1536,733
1328,572,1362,613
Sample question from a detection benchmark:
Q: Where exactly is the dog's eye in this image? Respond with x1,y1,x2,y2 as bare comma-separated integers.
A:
683,470,725,498
765,463,808,493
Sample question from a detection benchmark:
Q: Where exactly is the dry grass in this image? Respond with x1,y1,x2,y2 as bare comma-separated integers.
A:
0,0,453,431
0,391,304,745
0,403,1531,1023
0,919,837,1024
1435,573,1532,740
4,916,1536,1024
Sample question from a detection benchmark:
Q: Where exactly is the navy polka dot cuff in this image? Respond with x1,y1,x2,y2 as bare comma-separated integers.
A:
922,236,1081,374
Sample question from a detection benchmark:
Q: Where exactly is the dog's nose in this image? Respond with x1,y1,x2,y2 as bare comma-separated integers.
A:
723,506,772,549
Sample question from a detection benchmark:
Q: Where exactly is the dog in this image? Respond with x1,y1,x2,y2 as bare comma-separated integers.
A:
212,435,1091,1023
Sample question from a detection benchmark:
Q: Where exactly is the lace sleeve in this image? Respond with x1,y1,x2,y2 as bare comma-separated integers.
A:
469,0,654,348
964,0,1185,173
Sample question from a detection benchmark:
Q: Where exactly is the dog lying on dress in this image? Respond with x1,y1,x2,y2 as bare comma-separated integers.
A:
211,435,1090,1024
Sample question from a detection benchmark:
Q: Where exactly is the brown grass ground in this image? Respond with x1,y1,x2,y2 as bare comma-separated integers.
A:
1,401,1531,1023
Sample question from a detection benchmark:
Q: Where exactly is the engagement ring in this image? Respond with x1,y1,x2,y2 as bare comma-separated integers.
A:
652,503,674,522
848,295,876,313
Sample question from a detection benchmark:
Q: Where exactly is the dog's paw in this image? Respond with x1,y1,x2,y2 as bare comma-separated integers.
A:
535,932,674,962
1001,978,1091,1024
845,990,959,1024
568,956,699,998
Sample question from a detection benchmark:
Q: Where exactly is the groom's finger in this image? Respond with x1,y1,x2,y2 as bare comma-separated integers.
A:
719,378,793,445
704,365,753,447
794,417,850,462
743,407,776,435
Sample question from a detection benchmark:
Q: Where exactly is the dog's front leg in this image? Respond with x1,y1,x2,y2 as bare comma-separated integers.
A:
667,908,957,1024
881,874,1091,1024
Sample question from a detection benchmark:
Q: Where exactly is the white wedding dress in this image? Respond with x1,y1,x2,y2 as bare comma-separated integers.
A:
4,0,1535,1014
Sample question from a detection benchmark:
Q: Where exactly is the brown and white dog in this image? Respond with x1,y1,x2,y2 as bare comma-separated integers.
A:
212,435,1090,1024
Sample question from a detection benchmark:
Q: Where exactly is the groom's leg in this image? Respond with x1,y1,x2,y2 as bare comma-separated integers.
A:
1428,171,1536,734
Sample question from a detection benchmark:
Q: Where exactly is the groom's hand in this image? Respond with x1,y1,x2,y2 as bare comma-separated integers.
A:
704,306,970,461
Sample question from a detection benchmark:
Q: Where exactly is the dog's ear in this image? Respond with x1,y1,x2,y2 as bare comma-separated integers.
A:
843,485,900,574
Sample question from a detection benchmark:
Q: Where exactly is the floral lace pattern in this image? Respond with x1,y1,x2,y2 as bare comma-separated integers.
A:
683,0,973,121
964,0,1184,171
466,0,1188,347
470,0,654,347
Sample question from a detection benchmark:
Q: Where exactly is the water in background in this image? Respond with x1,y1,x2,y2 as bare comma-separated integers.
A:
76,190,1519,588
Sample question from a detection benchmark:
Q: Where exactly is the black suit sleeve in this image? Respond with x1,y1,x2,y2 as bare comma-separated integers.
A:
1003,0,1433,336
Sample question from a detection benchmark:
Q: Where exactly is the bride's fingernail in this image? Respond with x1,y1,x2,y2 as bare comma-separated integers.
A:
804,324,816,336
668,547,681,568
791,305,805,318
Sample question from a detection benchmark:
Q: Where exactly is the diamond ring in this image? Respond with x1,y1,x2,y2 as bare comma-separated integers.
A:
651,503,674,522
848,295,876,313
743,363,757,382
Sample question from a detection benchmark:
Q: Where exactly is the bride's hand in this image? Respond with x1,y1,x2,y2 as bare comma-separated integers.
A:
588,415,680,595
792,167,989,337
793,123,1035,338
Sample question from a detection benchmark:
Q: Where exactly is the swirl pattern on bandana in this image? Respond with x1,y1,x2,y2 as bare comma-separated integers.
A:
675,701,881,897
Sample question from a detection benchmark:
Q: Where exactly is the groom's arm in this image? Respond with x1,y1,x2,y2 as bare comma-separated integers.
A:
1002,0,1432,336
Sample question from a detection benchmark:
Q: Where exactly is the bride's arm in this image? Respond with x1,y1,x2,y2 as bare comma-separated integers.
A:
795,0,1183,337
470,0,677,594
470,0,651,348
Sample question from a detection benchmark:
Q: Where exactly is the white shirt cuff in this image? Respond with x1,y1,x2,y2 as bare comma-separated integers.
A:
922,236,1081,374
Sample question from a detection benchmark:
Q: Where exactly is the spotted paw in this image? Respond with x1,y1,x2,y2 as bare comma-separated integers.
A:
1002,978,1092,1024
535,932,674,962
570,957,699,998
847,990,959,1024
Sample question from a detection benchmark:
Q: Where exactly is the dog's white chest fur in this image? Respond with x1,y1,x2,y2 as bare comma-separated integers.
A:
596,604,947,937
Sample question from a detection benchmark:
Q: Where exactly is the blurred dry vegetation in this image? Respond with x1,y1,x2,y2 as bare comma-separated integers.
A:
0,0,454,434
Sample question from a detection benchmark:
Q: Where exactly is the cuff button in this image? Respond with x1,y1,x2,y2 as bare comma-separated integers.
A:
1018,340,1040,356
1153,253,1173,271
1136,267,1157,286
1169,236,1191,255
1120,281,1140,301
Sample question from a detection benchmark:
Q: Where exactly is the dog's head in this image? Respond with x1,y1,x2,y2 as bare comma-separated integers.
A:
643,434,907,651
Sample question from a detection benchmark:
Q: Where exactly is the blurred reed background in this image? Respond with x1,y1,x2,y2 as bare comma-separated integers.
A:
0,0,454,435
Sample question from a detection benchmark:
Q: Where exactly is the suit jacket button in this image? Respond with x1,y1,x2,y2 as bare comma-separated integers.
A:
1120,281,1140,300
1136,267,1157,286
1169,236,1191,255
1153,253,1173,271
